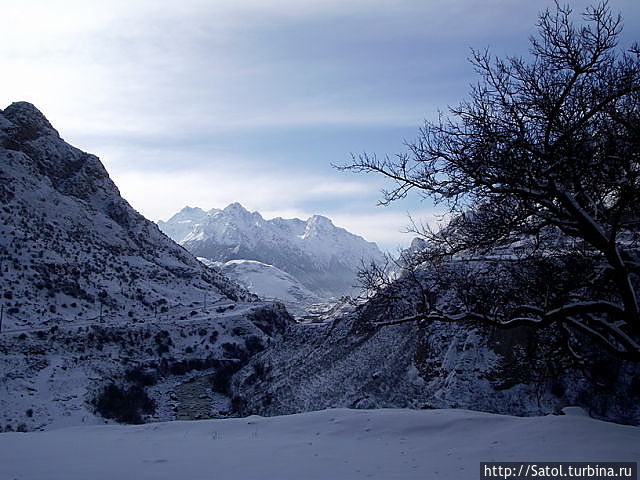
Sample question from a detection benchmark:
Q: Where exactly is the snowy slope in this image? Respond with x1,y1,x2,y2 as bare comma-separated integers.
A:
0,302,292,431
0,102,250,331
1,407,638,480
230,294,640,424
199,258,321,306
0,102,294,432
159,204,385,297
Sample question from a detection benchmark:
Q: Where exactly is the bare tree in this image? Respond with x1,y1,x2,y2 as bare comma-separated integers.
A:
339,2,640,360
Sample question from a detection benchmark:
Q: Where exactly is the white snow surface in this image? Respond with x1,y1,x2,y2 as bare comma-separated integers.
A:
199,257,321,307
1,407,638,480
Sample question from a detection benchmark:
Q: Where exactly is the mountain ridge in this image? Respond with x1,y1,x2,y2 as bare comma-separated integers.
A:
159,203,386,298
0,101,292,432
0,101,251,330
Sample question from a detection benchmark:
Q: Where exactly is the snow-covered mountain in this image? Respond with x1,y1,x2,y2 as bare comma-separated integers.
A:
158,204,386,298
4,101,635,439
0,102,292,431
0,102,253,330
230,297,640,425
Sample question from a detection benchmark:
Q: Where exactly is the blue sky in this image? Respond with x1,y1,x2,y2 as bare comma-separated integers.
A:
2,0,639,251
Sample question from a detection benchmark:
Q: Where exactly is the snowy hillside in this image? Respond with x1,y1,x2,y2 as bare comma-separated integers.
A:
2,100,636,466
158,204,385,298
0,302,292,432
1,407,638,480
0,102,250,331
230,283,640,424
0,102,293,432
199,258,321,315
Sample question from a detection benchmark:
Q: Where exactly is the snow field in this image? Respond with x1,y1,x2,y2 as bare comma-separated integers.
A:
1,407,638,480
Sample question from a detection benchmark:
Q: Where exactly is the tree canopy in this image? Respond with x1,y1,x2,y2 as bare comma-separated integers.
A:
340,2,640,360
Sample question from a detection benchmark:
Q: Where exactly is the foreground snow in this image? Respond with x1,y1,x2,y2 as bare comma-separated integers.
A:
1,408,638,480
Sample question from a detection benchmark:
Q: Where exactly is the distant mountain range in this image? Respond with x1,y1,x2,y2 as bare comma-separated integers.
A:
158,204,386,298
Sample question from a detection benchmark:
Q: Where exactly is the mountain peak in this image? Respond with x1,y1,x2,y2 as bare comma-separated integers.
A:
180,205,206,215
307,214,334,229
0,102,253,332
3,101,59,139
224,202,250,214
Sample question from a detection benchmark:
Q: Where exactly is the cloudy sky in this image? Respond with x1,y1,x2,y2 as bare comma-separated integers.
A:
2,0,639,250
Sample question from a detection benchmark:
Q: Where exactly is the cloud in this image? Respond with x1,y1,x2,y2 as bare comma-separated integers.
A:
112,165,370,221
4,0,639,252
328,210,441,252
8,0,635,143
0,0,537,140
